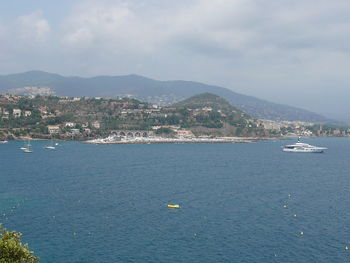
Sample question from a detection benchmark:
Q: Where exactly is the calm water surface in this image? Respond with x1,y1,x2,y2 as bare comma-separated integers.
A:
1,138,350,263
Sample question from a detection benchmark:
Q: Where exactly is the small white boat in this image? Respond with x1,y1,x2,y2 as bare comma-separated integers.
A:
45,146,56,150
0,140,8,144
20,140,31,150
45,139,56,150
283,138,327,153
22,139,33,153
22,147,33,153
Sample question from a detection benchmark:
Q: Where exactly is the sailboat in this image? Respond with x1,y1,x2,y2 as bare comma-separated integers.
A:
20,140,29,150
45,138,56,150
22,139,33,153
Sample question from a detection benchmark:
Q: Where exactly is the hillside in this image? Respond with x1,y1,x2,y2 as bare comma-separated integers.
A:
172,93,264,137
1,93,348,141
0,93,267,139
174,92,238,110
0,71,333,123
174,93,249,118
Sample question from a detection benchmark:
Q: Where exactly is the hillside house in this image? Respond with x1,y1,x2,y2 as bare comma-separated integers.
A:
1,109,9,119
24,110,32,117
13,109,21,118
47,125,60,134
64,122,76,128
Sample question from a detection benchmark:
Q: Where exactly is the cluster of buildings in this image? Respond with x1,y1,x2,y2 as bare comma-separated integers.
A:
259,119,350,137
8,86,54,96
0,107,32,120
47,121,101,136
0,95,33,119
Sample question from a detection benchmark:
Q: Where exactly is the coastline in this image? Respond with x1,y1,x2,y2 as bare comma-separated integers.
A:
84,136,260,144
4,135,347,145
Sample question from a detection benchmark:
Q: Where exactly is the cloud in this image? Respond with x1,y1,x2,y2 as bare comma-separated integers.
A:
1,0,350,120
59,0,350,60
16,11,51,42
0,11,52,74
61,1,167,54
60,0,260,56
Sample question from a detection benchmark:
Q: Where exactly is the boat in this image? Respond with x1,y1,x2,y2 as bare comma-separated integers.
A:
0,140,8,144
22,139,33,153
20,140,31,150
167,204,180,208
22,147,33,153
282,138,327,153
45,146,56,150
45,138,56,150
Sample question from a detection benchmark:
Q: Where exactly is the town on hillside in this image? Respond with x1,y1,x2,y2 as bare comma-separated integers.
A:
0,93,349,141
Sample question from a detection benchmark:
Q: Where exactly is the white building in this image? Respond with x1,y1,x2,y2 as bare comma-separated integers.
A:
24,110,32,117
64,122,76,128
13,109,21,118
47,125,60,134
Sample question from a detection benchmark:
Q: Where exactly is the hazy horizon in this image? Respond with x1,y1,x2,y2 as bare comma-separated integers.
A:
1,1,350,121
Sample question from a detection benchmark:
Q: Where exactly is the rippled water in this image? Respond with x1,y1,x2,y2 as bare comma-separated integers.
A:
1,138,350,263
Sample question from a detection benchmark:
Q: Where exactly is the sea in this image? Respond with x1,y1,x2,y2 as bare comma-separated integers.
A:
0,138,350,263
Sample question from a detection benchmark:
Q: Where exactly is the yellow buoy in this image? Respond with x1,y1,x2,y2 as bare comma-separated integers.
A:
167,204,180,209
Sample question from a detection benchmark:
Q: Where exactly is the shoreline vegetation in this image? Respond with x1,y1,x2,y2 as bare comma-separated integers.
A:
1,93,349,143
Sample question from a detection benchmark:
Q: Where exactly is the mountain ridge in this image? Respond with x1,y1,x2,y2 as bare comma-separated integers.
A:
0,71,334,123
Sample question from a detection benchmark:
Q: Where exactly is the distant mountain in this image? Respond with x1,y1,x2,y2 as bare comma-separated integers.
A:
0,71,333,123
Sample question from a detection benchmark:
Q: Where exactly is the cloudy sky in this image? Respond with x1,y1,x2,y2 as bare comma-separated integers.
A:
1,0,349,121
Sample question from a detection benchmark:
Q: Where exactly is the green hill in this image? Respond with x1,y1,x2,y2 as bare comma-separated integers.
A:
174,93,246,114
173,93,265,136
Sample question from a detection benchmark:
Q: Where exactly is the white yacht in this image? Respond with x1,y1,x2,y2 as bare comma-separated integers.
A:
45,139,56,150
283,138,327,153
45,146,56,150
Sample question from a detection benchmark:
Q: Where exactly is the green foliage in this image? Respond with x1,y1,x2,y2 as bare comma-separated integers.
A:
7,93,338,138
0,225,39,263
155,127,174,135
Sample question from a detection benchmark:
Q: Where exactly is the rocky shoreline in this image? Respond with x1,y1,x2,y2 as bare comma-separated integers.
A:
84,135,259,144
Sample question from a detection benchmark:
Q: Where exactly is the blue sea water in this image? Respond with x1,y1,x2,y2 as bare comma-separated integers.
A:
1,138,350,263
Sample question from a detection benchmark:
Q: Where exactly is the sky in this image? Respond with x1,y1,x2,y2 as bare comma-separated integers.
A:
0,0,349,121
